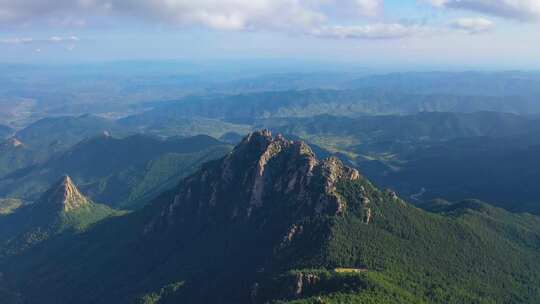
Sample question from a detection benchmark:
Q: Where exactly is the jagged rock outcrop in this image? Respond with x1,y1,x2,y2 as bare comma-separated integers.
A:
0,175,117,257
278,224,304,250
5,130,540,304
293,272,321,297
1,138,24,148
42,175,90,212
147,130,361,231
135,131,377,303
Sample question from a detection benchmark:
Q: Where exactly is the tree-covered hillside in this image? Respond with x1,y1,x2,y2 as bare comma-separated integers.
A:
123,87,540,124
0,176,123,257
345,71,540,98
0,198,22,215
258,113,540,215
0,124,12,140
15,115,132,152
2,131,539,304
0,134,232,209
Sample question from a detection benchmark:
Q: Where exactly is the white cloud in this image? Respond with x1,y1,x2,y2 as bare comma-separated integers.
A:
451,17,495,34
0,0,494,41
48,36,79,42
424,0,540,21
0,0,419,40
357,0,384,16
0,0,383,30
0,37,34,44
0,36,80,45
311,23,431,39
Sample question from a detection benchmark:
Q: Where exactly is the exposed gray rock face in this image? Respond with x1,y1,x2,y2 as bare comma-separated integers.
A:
4,138,23,148
356,184,373,224
146,130,363,232
293,272,321,297
42,175,90,212
279,224,304,250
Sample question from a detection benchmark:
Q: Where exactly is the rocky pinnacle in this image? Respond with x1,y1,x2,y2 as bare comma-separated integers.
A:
43,175,90,212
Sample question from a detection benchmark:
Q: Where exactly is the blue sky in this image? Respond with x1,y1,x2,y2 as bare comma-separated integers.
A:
1,0,539,69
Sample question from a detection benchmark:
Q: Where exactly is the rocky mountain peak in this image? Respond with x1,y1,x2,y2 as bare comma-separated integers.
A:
42,175,90,212
2,137,24,148
148,131,361,232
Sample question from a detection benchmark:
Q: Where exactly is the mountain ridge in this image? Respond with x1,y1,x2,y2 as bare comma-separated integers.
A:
0,175,120,257
1,131,540,304
144,130,362,234
0,133,233,208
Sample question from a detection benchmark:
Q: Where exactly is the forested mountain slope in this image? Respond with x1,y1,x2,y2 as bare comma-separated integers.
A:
0,134,232,209
2,131,539,304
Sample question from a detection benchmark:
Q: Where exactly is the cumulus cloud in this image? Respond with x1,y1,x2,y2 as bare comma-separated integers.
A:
450,17,495,34
425,0,540,21
0,0,485,41
0,0,425,40
357,0,385,16
0,0,383,30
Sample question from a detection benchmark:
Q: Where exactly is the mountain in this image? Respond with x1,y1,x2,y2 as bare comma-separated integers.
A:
345,71,540,97
0,198,22,215
0,134,232,209
15,114,131,153
259,112,540,215
0,124,13,139
361,132,540,215
264,112,540,145
2,131,540,304
124,87,540,125
0,115,133,179
121,90,394,121
0,138,41,178
118,115,252,138
219,131,245,144
0,175,122,257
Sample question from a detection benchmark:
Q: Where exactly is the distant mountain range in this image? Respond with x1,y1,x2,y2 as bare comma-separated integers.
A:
3,111,540,216
1,131,539,304
2,70,540,304
0,134,232,209
14,114,132,152
118,115,252,138
263,111,540,143
0,138,38,178
125,88,540,123
344,71,540,97
0,114,246,180
362,132,540,215
257,112,540,215
0,115,133,179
